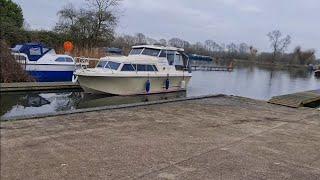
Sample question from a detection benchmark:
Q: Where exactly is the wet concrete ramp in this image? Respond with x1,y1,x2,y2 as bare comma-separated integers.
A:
269,89,320,108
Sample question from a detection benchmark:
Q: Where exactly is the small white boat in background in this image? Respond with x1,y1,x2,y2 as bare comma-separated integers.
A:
74,45,192,95
11,43,77,82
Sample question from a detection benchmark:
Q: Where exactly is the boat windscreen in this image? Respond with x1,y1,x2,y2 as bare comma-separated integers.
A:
105,61,121,70
97,61,108,68
129,48,143,55
141,48,160,57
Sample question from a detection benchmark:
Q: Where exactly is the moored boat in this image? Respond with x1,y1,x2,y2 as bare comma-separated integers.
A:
11,43,77,82
74,45,192,95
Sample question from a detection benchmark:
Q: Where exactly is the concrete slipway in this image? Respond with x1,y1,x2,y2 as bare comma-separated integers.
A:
1,95,320,179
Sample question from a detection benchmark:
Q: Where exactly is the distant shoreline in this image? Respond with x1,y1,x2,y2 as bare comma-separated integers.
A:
233,59,313,69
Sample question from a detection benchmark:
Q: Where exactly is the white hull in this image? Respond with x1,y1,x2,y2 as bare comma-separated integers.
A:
22,64,76,71
77,75,191,95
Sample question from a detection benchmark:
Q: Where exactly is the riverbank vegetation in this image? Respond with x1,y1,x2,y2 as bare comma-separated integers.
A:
0,40,34,83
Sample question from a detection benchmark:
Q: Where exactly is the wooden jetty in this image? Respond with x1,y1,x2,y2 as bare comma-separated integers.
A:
268,89,320,108
191,65,233,71
0,82,81,92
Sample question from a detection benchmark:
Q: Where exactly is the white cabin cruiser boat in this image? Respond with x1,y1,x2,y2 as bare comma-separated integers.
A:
74,45,192,95
11,43,77,82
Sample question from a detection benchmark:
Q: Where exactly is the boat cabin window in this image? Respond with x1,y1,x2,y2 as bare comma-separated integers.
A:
121,64,158,72
29,47,42,55
121,64,136,71
55,57,74,62
129,48,143,55
141,48,160,57
55,57,66,62
167,51,175,65
159,50,167,57
65,57,74,62
136,64,158,72
152,65,158,71
97,61,108,68
175,54,183,65
105,61,121,70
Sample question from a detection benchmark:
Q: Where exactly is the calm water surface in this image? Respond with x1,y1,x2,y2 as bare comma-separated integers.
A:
1,65,319,120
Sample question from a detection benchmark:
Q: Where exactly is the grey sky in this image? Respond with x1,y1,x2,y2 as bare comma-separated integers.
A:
13,0,320,56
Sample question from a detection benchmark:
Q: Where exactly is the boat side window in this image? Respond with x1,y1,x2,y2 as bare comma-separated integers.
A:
55,57,66,62
97,61,108,68
129,48,143,55
105,61,121,70
152,65,158,71
65,57,74,62
142,48,160,57
146,65,155,71
136,64,158,72
29,47,42,55
121,64,136,71
137,64,147,71
167,51,175,65
159,50,167,57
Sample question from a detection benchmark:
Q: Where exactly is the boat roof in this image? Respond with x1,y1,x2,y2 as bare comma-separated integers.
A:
132,45,184,52
101,55,158,64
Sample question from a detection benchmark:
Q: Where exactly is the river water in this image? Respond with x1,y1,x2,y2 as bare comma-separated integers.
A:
1,64,319,120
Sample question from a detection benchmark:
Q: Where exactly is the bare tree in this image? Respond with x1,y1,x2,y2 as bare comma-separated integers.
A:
226,43,238,53
168,38,184,48
205,40,214,51
267,30,291,62
146,37,158,45
135,33,146,45
158,39,167,46
293,46,316,65
55,0,121,48
239,43,249,54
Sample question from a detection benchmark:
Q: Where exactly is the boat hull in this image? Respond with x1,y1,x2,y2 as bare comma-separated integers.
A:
27,70,74,82
24,64,76,82
77,75,191,95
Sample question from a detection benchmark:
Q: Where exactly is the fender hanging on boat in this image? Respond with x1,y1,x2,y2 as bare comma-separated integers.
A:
145,79,151,93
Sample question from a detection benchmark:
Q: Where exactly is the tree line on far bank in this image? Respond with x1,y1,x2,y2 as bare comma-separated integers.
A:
1,0,318,66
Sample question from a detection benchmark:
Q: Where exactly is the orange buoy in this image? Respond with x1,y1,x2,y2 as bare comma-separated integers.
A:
63,41,74,53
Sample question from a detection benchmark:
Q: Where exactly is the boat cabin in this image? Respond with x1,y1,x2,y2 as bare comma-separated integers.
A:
11,43,53,61
128,45,190,71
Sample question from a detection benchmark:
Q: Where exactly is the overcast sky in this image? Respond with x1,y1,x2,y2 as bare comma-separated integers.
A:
13,0,320,56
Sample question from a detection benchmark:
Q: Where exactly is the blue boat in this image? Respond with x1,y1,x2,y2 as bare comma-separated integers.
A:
11,43,77,82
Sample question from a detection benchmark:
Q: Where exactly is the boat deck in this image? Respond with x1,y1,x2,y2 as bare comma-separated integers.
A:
268,89,320,108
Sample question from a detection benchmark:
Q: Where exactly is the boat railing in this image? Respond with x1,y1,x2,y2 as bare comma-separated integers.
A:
12,52,27,70
74,57,100,69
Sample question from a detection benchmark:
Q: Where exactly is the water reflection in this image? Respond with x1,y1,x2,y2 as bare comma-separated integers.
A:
77,92,186,109
0,91,186,119
187,64,320,100
1,64,319,120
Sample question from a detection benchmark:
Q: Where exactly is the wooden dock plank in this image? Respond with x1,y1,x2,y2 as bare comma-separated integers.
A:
0,82,81,92
268,89,320,108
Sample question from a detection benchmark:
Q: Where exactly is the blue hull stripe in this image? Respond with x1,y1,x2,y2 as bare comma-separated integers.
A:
27,71,73,82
